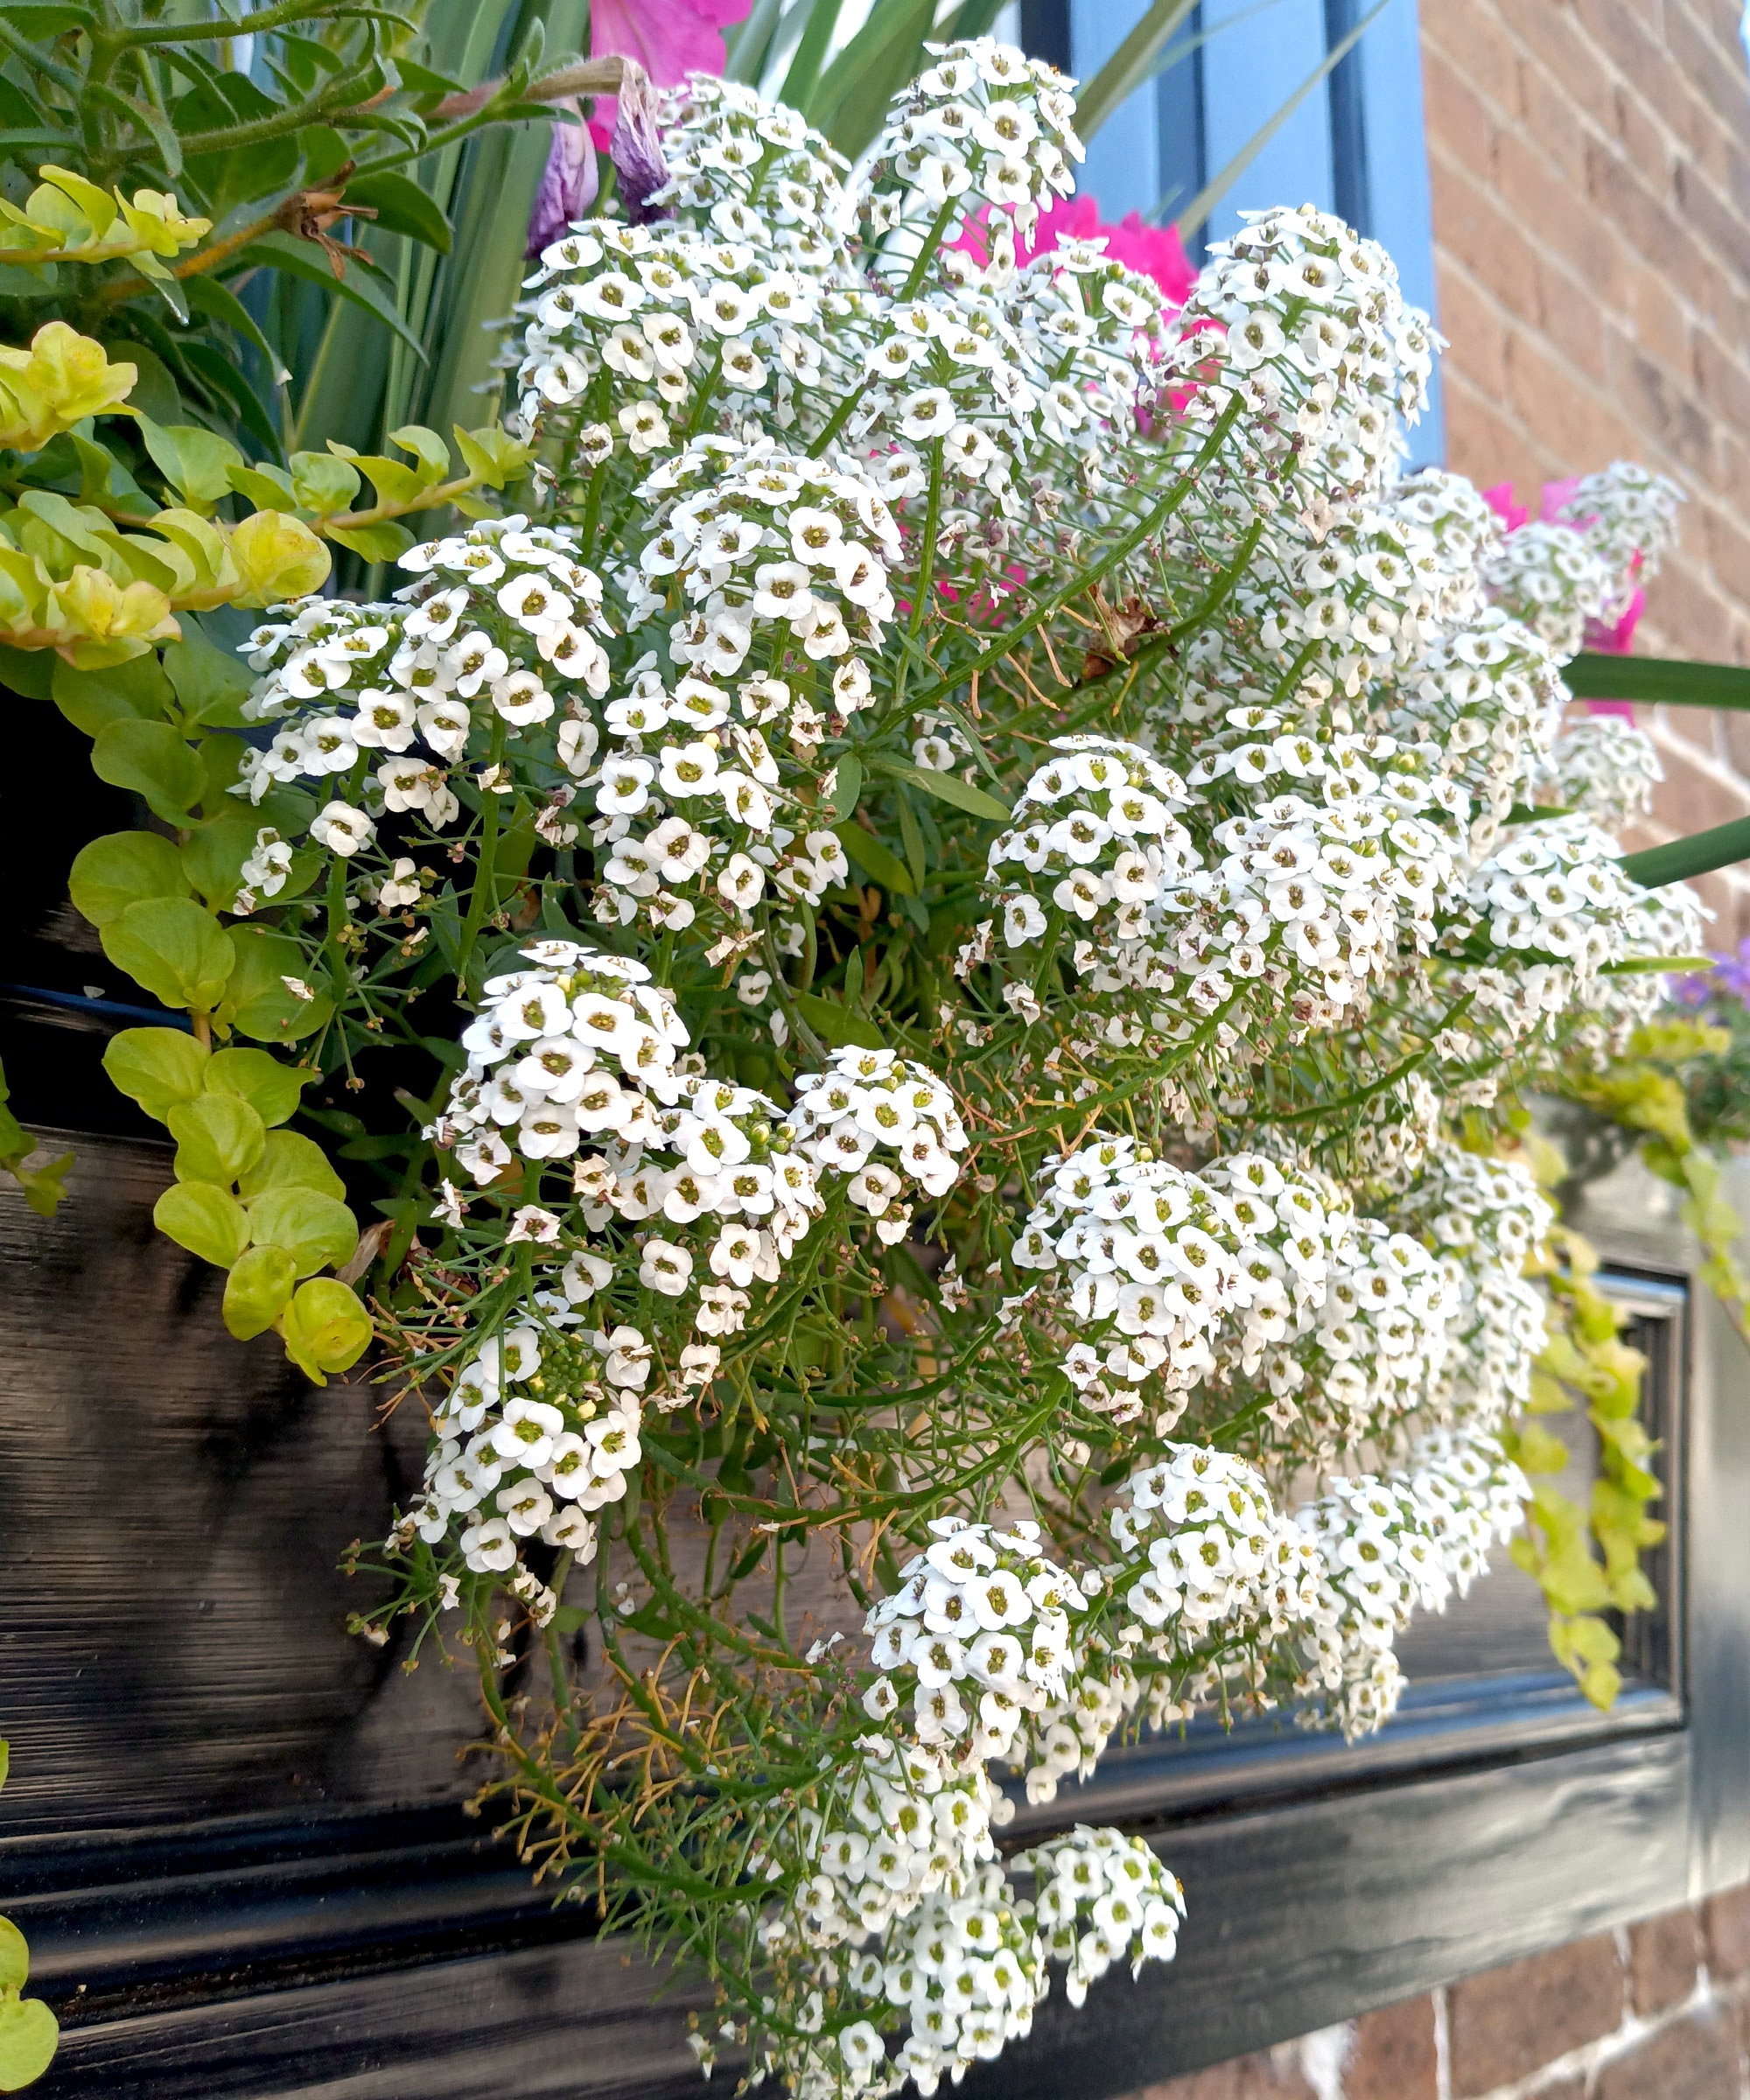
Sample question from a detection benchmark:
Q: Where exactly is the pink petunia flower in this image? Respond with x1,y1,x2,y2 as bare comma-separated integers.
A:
585,0,753,147
1482,477,1647,696
954,195,1196,309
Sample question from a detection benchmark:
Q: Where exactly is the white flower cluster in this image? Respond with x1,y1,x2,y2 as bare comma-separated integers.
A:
1012,1137,1375,1431
1011,1136,1250,1425
402,1316,633,1583
872,1868,1046,2095
984,734,1199,979
1480,522,1617,662
1536,715,1663,825
864,38,1081,270
786,1733,1001,1954
1293,1427,1529,1739
233,516,612,855
1017,1827,1185,2007
1004,1636,1141,1805
1464,814,1665,975
1545,462,1685,615
1164,203,1438,502
1386,609,1567,845
1400,1143,1551,1432
787,1048,970,1242
638,432,900,676
1174,729,1471,1032
1108,1445,1320,1663
652,75,854,268
863,1517,1089,1751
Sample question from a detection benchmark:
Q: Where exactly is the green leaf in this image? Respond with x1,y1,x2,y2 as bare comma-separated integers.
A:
388,424,450,483
0,1993,58,2093
183,272,290,387
222,926,332,1042
90,719,206,823
154,1180,251,1267
221,1235,296,1335
1516,1422,1572,1475
1566,652,1750,709
133,415,245,517
872,758,1009,822
247,1186,358,1275
223,1242,301,1339
809,0,934,159
238,1130,346,1201
324,518,416,564
168,1093,266,1186
227,462,298,512
276,1277,372,1382
1619,816,1750,890
163,623,256,729
836,821,915,897
288,450,361,516
0,647,53,701
204,1049,310,1130
68,831,190,928
342,170,452,253
897,792,928,891
102,899,234,1012
230,234,430,363
52,654,173,736
828,750,861,821
794,991,887,1052
102,1026,208,1122
0,1922,24,1995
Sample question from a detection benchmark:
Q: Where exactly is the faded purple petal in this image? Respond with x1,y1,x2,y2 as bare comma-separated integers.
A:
527,102,599,257
611,63,671,227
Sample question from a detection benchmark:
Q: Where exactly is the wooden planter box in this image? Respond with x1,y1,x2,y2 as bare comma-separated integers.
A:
6,957,1749,2096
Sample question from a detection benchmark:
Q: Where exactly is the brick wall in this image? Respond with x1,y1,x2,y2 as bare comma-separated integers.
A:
1421,0,1750,939
1116,1884,1750,2100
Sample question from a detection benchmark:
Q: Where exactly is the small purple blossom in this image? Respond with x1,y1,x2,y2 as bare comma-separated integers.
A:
610,61,671,226
526,103,599,258
1675,937,1750,1008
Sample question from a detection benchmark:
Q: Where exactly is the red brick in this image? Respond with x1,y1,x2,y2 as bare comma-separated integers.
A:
1704,1883,1750,1979
1440,379,1548,497
1518,1,1620,132
1346,1997,1437,2100
1594,2007,1741,2100
1422,42,1494,176
1447,1934,1623,2097
1431,155,1542,323
1666,0,1750,134
1519,55,1592,187
1647,750,1750,836
1606,334,1718,479
1422,0,1520,116
1629,1906,1702,2014
1128,2048,1313,2100
1619,254,1692,375
1504,331,1637,470
1434,262,1511,402
1590,147,1716,311
1538,262,1610,385
1496,126,1628,302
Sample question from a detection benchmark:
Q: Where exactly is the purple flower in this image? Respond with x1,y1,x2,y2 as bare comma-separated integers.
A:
1676,937,1750,1009
610,61,671,226
526,102,599,257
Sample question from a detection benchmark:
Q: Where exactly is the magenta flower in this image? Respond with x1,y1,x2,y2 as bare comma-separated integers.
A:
954,195,1196,310
585,0,753,148
526,105,599,257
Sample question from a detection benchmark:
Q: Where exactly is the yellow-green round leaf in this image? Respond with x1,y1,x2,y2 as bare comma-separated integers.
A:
67,831,190,928
247,1187,357,1277
221,925,332,1043
167,1093,265,1186
0,1921,25,1995
89,718,206,824
277,1278,372,1383
153,1180,249,1268
223,1243,299,1340
237,1130,346,1201
204,1047,309,1129
0,1994,58,2092
102,1026,208,1123
101,898,234,1012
